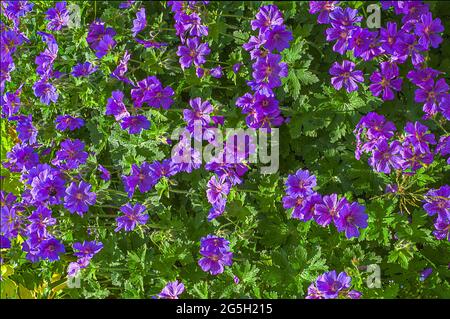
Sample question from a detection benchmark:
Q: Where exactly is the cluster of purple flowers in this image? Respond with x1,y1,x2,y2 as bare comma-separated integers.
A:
170,1,217,76
157,280,185,299
33,31,60,105
1,1,34,28
106,75,175,134
423,185,449,241
237,4,292,129
86,19,117,59
67,240,103,277
354,112,445,175
2,115,100,265
198,234,233,275
121,159,180,198
45,1,69,31
310,1,449,121
306,270,361,299
1,2,30,96
203,133,255,220
283,169,368,239
0,193,66,263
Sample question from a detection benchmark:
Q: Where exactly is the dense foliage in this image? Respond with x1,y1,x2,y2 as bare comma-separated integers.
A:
1,1,449,299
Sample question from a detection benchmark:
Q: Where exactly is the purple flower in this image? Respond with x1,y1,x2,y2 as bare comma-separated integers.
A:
183,97,213,130
423,185,450,221
348,27,374,58
144,84,174,109
263,25,293,52
326,7,361,55
289,194,322,222
329,60,364,93
200,234,230,252
86,20,116,51
67,262,81,277
176,37,211,70
401,144,433,172
115,202,148,232
181,12,208,37
198,235,233,276
335,202,368,238
433,217,449,241
314,194,348,227
171,136,202,173
98,164,111,181
251,53,288,94
45,2,69,31
1,205,19,238
209,66,223,79
106,90,129,121
73,240,103,259
71,62,98,77
370,139,404,174
283,194,307,221
232,63,243,73
95,34,116,58
52,139,88,170
439,93,450,120
285,169,316,198
6,144,40,172
130,76,173,109
317,271,351,298
30,168,65,205
27,206,56,237
369,62,403,101
404,121,436,154
64,181,97,216
149,159,180,181
0,191,16,206
111,50,132,84
39,238,65,261
12,114,37,144
309,1,339,24
2,86,22,118
329,6,361,28
122,162,156,197
132,7,146,36
55,115,85,131
2,1,34,21
198,249,233,275
32,79,58,105
394,33,426,67
251,5,284,33
436,136,450,165
420,268,433,281
0,235,10,249
414,78,449,116
120,115,150,134
407,68,441,87
206,175,231,204
415,12,444,49
158,281,185,299
119,1,135,9
379,22,401,54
